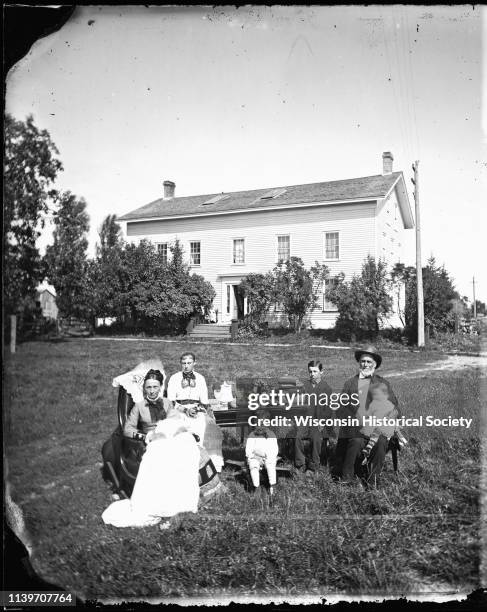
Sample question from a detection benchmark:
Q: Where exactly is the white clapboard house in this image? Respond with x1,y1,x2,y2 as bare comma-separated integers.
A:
118,152,414,330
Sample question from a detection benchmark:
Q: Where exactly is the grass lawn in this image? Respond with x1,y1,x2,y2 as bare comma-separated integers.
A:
4,338,483,601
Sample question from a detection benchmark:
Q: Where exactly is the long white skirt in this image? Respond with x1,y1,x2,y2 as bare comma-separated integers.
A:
102,431,200,528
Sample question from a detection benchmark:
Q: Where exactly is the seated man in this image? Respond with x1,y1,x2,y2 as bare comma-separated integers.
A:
295,360,335,473
333,345,399,486
124,369,169,443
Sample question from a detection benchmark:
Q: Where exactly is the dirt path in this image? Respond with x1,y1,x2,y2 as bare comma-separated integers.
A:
386,354,487,378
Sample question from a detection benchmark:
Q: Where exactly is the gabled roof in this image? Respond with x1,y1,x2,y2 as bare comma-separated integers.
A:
36,281,56,296
119,171,414,228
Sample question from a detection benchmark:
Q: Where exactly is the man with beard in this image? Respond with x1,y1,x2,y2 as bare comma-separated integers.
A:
332,346,399,486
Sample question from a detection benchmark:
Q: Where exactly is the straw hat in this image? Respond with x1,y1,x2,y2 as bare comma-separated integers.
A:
354,345,382,369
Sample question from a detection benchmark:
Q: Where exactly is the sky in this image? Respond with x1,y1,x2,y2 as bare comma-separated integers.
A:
6,5,486,302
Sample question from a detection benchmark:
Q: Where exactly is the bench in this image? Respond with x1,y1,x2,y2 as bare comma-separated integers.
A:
211,377,399,472
212,375,304,439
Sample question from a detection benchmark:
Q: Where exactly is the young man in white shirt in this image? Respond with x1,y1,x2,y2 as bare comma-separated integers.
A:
167,352,209,443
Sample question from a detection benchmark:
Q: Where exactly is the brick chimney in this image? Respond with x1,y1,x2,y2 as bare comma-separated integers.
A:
163,180,175,199
382,151,393,175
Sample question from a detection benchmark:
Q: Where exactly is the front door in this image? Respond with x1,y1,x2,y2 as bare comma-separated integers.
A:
221,283,238,323
233,285,245,320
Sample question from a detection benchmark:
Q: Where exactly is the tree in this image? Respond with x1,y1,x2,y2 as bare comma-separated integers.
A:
114,239,215,333
87,214,126,319
239,273,276,324
157,240,215,331
96,214,123,257
472,300,486,317
395,256,459,338
327,256,392,339
272,257,329,332
44,192,90,319
4,114,63,315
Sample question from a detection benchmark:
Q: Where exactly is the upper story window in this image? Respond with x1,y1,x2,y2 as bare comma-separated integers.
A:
324,232,339,260
190,241,201,265
277,235,290,263
156,242,168,264
233,238,245,264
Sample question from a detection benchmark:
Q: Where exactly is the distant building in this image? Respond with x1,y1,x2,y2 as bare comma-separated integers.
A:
36,281,58,320
118,152,414,329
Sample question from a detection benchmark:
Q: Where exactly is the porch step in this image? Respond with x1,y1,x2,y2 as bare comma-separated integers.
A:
188,324,231,339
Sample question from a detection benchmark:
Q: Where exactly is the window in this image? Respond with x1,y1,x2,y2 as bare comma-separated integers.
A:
259,188,287,200
277,235,290,263
203,194,229,205
323,278,339,311
190,241,201,265
324,232,339,260
233,238,245,264
156,242,168,264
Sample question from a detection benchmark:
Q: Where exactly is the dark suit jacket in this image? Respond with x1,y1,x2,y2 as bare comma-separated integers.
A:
123,397,171,437
300,377,335,438
337,373,399,439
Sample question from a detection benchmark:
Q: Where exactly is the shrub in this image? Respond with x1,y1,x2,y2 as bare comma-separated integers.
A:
272,257,329,333
327,257,392,340
236,319,270,341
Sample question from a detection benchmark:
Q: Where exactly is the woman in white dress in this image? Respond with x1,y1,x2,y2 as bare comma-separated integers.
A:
102,409,200,528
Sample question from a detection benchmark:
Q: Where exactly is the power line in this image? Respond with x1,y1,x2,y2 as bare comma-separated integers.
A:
391,7,413,162
381,14,408,163
398,9,416,159
403,8,421,157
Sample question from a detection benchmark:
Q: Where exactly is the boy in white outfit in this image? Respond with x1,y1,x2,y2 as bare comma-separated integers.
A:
245,410,279,495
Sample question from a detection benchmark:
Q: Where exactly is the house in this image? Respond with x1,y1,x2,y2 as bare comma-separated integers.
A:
36,281,58,320
118,152,414,329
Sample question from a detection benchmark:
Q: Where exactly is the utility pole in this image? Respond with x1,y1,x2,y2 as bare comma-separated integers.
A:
472,276,477,320
411,161,425,347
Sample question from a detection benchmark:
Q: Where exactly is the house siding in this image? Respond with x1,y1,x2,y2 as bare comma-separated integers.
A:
376,187,406,327
376,188,404,266
38,290,58,319
125,201,377,329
